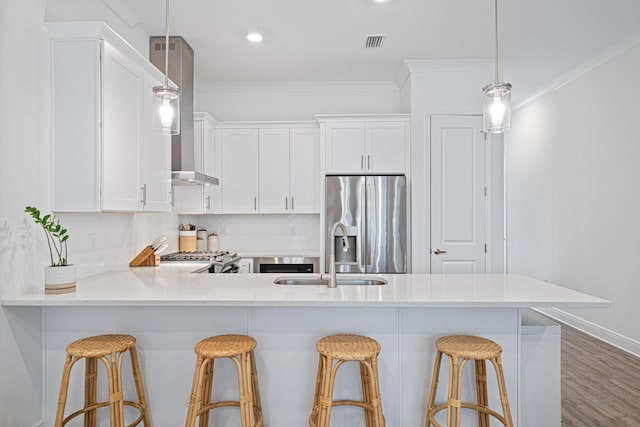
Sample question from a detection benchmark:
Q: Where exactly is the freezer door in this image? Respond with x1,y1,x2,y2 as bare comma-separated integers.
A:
325,176,365,273
365,175,407,273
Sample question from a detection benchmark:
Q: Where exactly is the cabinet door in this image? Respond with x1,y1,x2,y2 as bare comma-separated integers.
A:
365,121,406,174
222,129,259,213
101,43,143,211
290,128,320,213
324,122,366,173
141,72,171,212
259,129,290,213
203,121,221,214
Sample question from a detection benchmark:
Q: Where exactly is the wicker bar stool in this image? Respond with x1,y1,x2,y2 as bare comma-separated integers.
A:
185,334,263,427
54,334,151,427
309,334,385,427
425,335,513,427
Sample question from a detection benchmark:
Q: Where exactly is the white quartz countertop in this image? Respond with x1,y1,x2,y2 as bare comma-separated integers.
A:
1,267,609,308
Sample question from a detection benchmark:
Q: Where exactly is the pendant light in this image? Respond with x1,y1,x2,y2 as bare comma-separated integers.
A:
153,0,180,135
482,0,511,133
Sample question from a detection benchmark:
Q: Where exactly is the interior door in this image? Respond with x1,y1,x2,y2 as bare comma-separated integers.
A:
430,115,486,273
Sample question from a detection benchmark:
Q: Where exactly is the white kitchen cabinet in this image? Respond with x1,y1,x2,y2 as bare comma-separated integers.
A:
174,112,221,214
289,128,320,213
49,23,170,212
222,129,260,213
259,129,291,213
321,116,409,175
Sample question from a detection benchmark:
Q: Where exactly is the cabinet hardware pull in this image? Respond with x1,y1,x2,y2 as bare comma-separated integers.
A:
254,197,257,211
140,184,147,205
206,196,210,211
285,197,288,210
367,155,371,169
291,197,294,211
361,155,364,170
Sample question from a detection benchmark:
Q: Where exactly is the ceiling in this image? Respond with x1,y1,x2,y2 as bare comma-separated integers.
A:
122,0,640,104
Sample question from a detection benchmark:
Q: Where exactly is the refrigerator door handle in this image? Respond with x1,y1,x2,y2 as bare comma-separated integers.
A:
360,182,367,270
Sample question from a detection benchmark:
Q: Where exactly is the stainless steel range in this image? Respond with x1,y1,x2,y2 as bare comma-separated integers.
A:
160,250,241,273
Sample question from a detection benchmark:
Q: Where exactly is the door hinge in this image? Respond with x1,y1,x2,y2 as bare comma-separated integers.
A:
484,244,487,253
429,248,432,255
484,187,488,197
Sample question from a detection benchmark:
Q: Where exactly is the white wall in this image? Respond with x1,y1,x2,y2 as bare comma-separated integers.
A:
506,43,640,343
0,2,181,424
407,63,505,273
196,81,403,121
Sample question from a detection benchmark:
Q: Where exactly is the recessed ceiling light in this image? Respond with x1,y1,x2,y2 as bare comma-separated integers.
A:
246,31,263,43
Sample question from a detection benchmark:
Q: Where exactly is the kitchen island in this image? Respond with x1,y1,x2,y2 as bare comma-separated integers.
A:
2,269,607,427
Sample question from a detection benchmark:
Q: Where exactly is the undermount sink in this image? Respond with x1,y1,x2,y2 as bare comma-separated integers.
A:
273,275,388,287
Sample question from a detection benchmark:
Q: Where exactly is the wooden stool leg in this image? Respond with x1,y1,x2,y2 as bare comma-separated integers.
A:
490,356,514,427
446,355,465,427
425,350,443,427
185,355,208,427
360,360,373,427
55,354,77,427
83,357,98,427
129,345,152,426
249,350,263,422
310,353,324,425
234,351,255,427
198,358,214,427
315,355,336,427
365,355,385,427
475,359,490,427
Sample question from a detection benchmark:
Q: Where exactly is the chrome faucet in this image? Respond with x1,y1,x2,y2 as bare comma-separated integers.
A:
328,221,350,288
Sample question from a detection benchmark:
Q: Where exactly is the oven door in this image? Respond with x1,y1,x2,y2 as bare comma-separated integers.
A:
255,257,319,274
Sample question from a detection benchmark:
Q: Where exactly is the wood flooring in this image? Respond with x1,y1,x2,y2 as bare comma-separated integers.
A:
561,324,640,426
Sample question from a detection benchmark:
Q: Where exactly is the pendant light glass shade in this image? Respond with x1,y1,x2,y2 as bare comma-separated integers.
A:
483,82,511,133
153,0,180,135
153,86,180,135
482,0,512,134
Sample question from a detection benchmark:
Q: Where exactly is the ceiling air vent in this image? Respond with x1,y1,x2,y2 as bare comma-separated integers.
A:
364,34,386,49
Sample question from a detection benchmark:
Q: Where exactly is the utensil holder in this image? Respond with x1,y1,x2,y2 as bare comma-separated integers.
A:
179,230,197,252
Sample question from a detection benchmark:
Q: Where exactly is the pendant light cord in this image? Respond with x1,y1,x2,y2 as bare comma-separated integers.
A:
494,0,499,84
164,0,170,88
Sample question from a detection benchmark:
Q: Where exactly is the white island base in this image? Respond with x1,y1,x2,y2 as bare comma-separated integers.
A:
43,306,520,427
3,271,607,427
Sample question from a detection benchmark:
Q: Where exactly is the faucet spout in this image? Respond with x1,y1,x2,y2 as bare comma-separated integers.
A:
329,222,350,288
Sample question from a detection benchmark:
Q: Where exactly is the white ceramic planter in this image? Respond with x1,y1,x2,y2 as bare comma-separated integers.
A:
44,265,76,294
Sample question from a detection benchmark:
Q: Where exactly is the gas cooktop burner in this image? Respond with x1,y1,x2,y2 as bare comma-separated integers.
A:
160,250,239,263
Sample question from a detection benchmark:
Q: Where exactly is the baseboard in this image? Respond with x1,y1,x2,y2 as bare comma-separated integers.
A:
29,420,44,427
535,308,640,358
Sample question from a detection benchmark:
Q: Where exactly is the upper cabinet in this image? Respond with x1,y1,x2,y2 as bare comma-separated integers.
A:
220,123,320,215
319,115,410,175
49,23,171,212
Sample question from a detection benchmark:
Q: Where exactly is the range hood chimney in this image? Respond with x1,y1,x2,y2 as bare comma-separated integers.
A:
149,36,219,186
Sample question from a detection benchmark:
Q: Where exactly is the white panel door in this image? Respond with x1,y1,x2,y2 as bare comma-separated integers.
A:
431,115,486,273
141,72,171,212
222,129,259,213
290,128,320,213
259,129,290,213
365,121,406,174
101,43,143,211
325,122,366,173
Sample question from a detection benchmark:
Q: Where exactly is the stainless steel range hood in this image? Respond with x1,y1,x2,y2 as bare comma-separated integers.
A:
149,36,219,186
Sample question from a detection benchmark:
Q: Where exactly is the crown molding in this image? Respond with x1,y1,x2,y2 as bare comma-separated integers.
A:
197,81,400,94
514,30,640,111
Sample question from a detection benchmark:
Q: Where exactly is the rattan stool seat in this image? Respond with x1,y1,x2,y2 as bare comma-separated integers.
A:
310,333,385,427
186,334,263,427
425,334,513,427
194,334,256,358
54,334,150,427
316,333,381,361
435,335,502,360
66,334,136,358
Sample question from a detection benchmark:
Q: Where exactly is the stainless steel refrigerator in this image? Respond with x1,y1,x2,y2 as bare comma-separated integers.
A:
325,175,407,273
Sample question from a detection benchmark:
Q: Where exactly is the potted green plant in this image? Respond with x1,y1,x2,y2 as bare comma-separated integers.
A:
25,206,76,293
